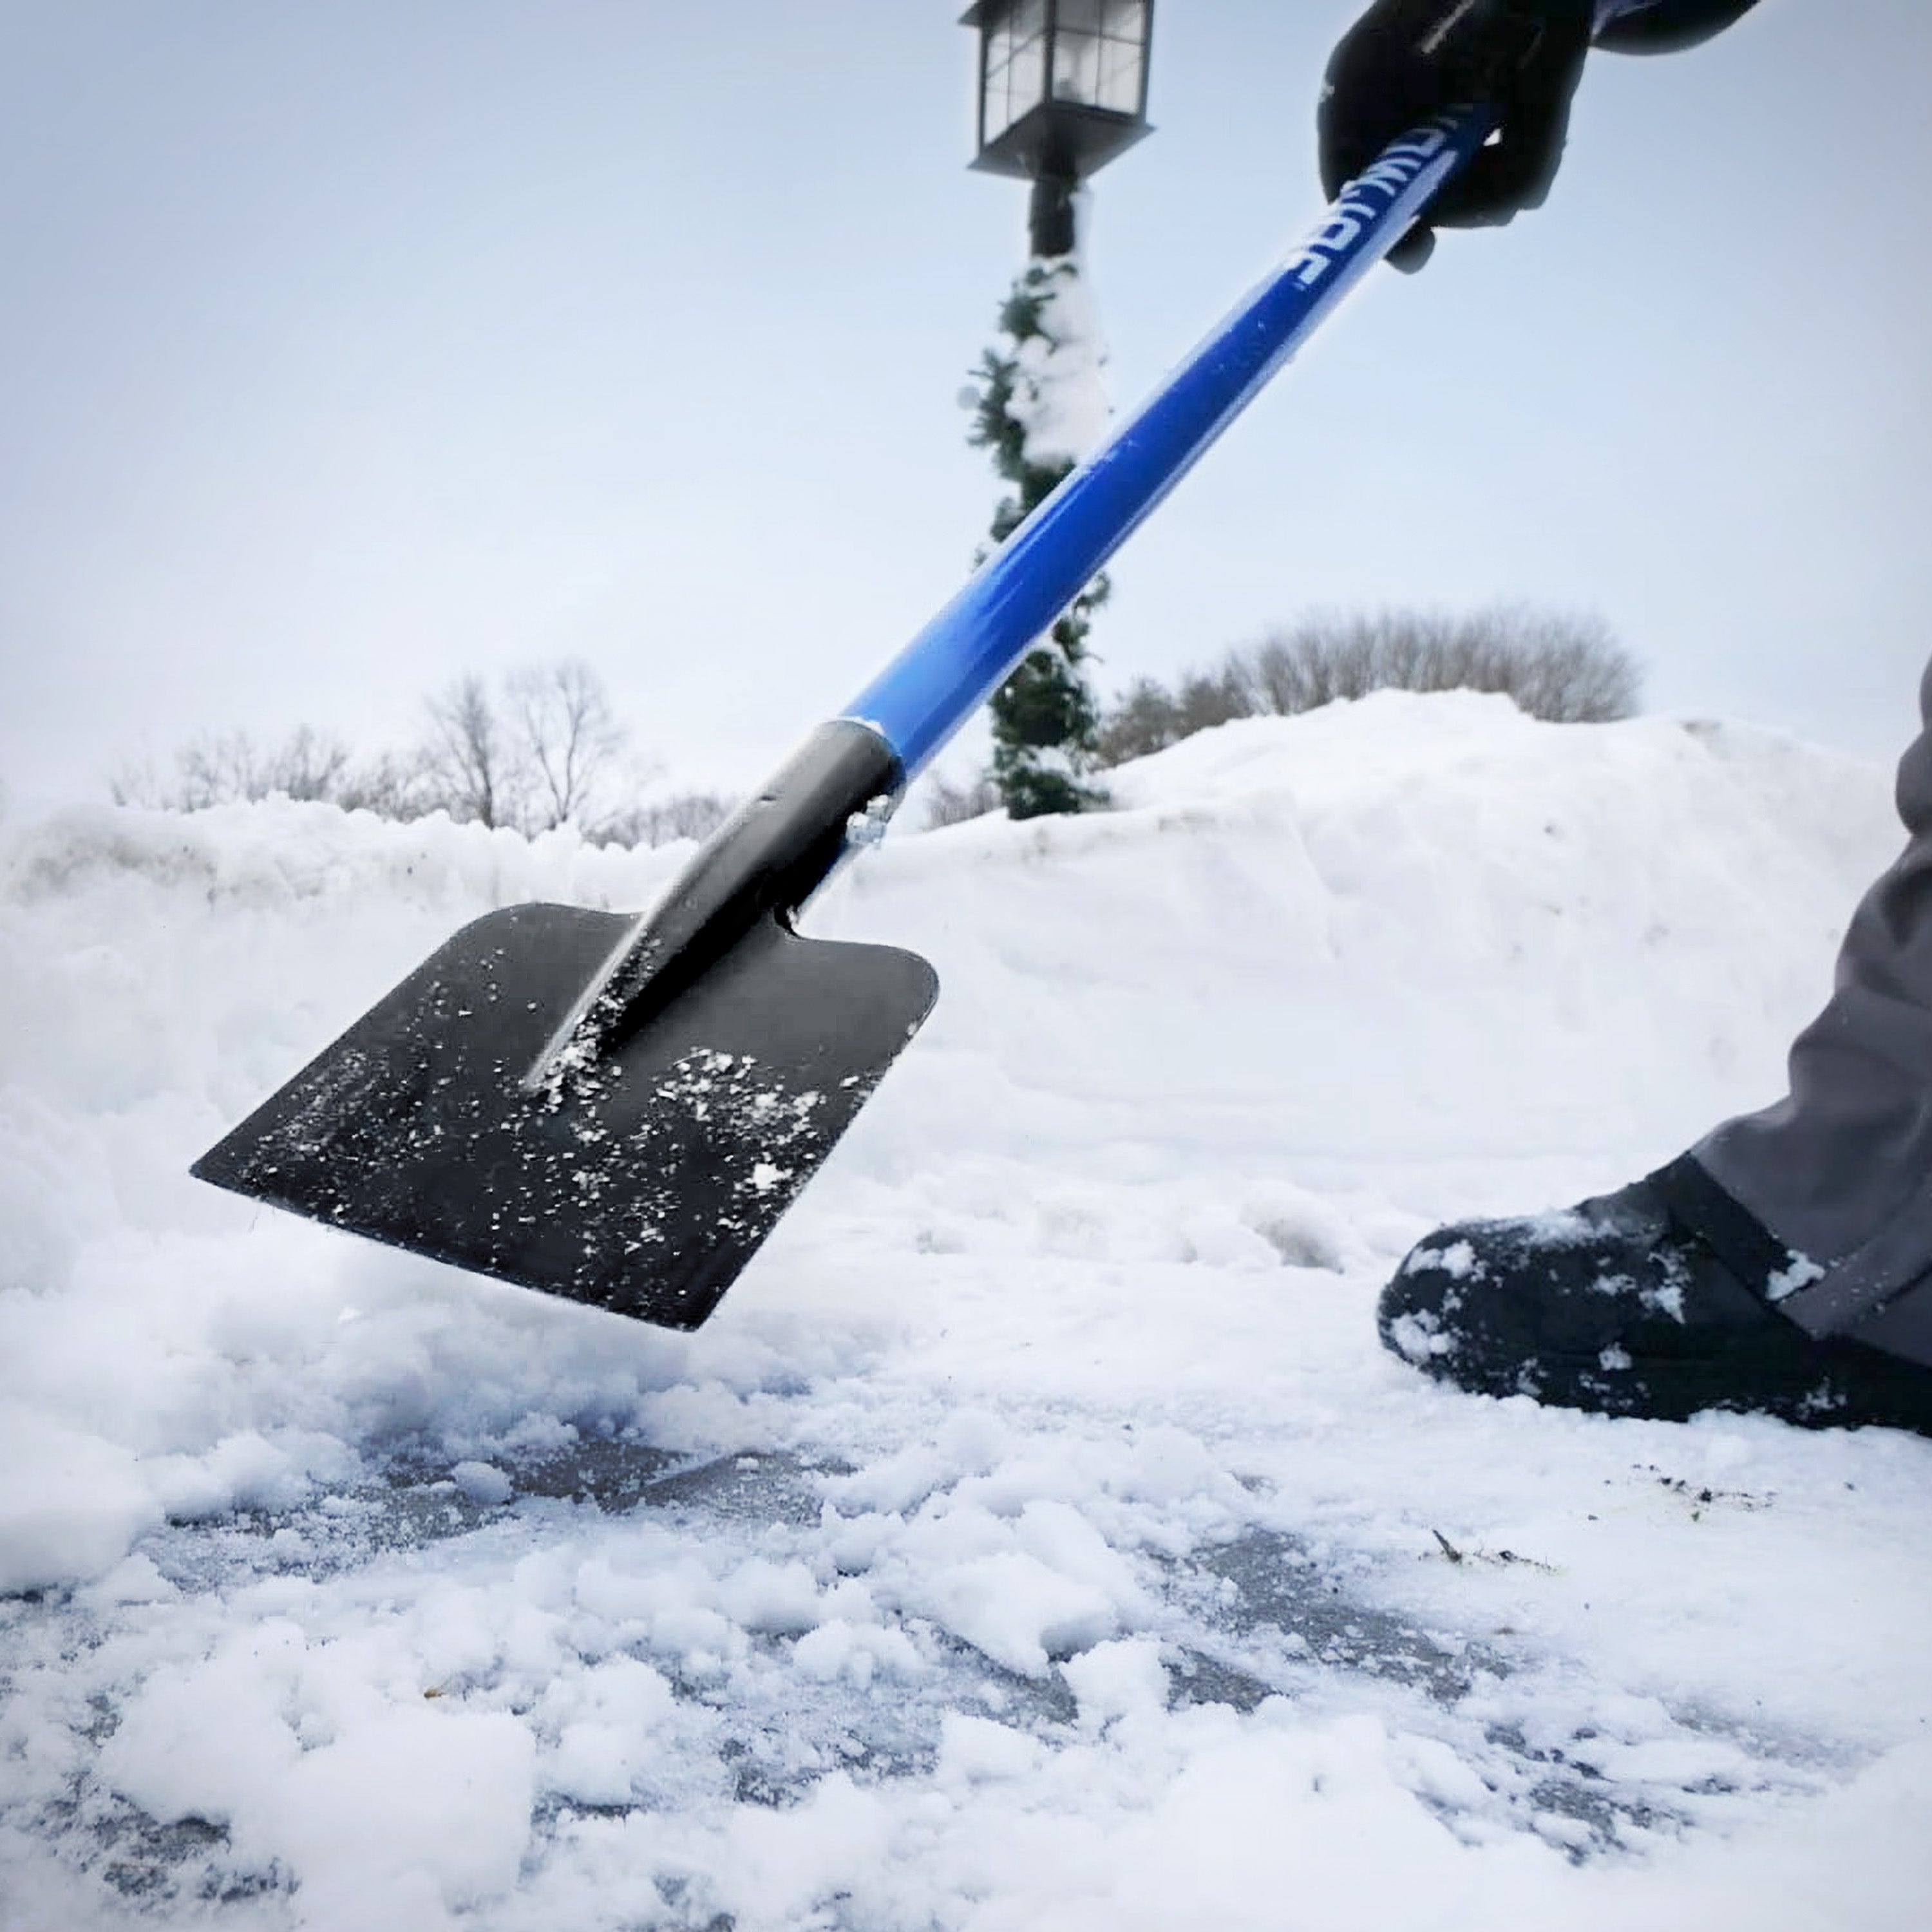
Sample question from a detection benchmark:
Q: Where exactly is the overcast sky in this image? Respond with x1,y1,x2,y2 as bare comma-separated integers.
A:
2,1,1927,815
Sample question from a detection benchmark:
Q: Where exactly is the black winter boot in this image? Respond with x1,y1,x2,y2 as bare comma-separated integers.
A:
1378,1157,1932,1432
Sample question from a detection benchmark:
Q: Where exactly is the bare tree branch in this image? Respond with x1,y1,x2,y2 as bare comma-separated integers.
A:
599,790,734,849
422,676,520,829
109,726,354,810
506,659,627,833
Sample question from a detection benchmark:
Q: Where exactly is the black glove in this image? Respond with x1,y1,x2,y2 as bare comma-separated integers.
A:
1595,0,1761,56
1318,0,1595,272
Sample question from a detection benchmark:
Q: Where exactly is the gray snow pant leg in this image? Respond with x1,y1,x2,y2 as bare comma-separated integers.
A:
1689,657,1932,1367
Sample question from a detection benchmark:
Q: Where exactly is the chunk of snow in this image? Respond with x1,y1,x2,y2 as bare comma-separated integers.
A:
0,1412,160,1594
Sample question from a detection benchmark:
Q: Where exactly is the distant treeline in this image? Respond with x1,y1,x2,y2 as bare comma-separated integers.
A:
111,607,1640,842
110,659,734,849
1094,605,1640,766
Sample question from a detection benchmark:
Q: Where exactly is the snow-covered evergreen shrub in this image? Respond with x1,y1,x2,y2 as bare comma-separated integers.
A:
966,257,1112,820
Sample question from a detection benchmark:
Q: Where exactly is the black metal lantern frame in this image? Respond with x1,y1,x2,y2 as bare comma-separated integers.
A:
964,0,1153,186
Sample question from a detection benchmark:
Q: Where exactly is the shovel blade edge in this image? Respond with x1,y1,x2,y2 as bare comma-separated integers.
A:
193,902,938,1329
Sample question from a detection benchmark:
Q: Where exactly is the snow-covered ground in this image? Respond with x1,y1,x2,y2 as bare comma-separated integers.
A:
3,692,1929,1931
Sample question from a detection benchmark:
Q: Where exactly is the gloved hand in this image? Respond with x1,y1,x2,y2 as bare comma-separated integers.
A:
1318,0,1596,271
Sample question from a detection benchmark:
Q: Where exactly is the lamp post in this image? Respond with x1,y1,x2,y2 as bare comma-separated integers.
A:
959,3,1151,818
963,0,1153,258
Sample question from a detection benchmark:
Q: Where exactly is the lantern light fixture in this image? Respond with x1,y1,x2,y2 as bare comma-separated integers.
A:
963,0,1153,256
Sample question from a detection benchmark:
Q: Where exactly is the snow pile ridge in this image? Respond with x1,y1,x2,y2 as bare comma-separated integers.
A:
1,796,684,914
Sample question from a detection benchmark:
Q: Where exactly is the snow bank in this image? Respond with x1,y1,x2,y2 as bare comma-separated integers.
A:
3,692,1927,1929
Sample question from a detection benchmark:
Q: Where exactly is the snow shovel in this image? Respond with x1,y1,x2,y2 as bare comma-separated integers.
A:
193,113,1489,1329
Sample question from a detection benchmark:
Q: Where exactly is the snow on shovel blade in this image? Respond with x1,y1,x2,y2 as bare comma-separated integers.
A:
194,900,936,1329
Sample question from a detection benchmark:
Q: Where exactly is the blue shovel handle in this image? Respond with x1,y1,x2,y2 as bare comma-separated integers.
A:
533,110,1495,1077
841,109,1494,783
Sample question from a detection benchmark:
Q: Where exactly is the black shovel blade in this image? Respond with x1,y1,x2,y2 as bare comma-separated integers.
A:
193,902,938,1329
